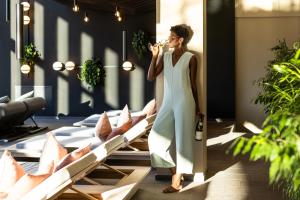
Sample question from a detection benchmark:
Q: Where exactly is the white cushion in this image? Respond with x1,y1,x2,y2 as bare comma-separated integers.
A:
15,91,34,101
0,96,10,103
15,127,102,151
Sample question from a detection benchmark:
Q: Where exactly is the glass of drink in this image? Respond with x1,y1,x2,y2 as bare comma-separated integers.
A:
148,39,169,51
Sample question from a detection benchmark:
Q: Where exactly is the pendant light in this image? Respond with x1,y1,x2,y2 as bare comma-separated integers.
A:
84,11,89,22
72,0,79,12
52,61,64,71
65,61,76,71
21,1,30,11
6,0,10,22
21,64,30,74
115,1,122,22
122,30,134,71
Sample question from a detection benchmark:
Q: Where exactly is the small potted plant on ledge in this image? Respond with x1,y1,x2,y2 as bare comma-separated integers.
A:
79,58,106,88
20,43,41,75
132,29,149,59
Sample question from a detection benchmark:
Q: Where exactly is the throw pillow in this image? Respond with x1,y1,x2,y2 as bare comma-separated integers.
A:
38,132,68,174
0,96,10,103
15,90,34,101
5,172,52,200
142,99,156,117
131,114,147,126
54,144,91,172
106,120,132,140
0,150,25,193
117,104,132,127
0,192,7,199
94,112,112,140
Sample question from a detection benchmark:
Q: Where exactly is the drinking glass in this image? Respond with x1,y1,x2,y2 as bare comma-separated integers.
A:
148,39,169,51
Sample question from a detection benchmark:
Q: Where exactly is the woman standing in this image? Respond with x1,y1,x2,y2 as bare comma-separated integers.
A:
147,24,201,193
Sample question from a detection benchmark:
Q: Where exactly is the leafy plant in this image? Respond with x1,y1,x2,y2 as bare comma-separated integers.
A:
79,58,105,88
232,39,300,200
20,43,41,66
254,40,299,114
131,29,149,59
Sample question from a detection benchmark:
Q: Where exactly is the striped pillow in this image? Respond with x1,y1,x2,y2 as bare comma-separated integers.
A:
0,96,10,103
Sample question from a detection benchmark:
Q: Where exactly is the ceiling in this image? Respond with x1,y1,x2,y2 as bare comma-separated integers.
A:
55,0,156,15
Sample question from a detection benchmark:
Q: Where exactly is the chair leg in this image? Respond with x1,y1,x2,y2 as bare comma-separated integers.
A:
70,186,99,200
101,163,128,176
30,116,38,128
127,145,140,151
82,177,101,185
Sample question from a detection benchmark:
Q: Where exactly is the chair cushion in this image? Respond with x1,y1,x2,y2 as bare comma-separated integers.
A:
0,96,10,103
142,99,156,117
38,132,68,174
0,150,25,193
15,90,34,101
54,144,91,172
95,112,112,140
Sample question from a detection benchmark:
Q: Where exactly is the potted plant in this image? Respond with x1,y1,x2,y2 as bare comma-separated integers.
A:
232,39,300,200
131,29,149,59
79,58,106,88
20,43,41,67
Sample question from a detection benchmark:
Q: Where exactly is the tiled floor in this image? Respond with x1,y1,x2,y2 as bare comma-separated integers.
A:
131,121,286,200
0,117,286,200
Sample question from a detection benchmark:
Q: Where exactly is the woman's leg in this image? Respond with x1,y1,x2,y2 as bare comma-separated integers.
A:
148,108,176,168
174,103,195,174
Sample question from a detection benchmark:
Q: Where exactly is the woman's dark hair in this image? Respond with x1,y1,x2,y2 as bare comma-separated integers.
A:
170,25,189,41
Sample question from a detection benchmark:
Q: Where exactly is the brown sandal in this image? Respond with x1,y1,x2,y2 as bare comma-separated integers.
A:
162,185,182,193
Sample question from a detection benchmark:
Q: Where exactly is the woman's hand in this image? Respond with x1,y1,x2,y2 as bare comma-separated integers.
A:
149,44,160,57
196,111,204,120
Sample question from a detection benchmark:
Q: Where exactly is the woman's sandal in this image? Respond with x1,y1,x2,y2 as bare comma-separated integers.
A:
162,176,184,193
162,185,183,193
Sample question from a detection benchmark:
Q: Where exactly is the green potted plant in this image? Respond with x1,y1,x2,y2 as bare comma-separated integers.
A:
131,29,149,59
20,43,41,66
79,58,106,88
232,39,300,200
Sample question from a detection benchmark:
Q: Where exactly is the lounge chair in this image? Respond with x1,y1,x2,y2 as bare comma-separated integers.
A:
7,115,155,200
0,97,47,142
11,114,154,160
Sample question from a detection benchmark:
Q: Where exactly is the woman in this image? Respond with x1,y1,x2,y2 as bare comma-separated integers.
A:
147,24,200,193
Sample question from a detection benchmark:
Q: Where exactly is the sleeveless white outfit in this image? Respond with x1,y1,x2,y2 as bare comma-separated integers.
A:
148,51,195,174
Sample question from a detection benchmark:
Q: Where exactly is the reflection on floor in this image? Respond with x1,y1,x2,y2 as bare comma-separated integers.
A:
0,117,286,200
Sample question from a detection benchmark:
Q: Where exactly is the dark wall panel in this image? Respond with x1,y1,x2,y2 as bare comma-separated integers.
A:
0,0,155,116
207,0,235,119
0,0,12,98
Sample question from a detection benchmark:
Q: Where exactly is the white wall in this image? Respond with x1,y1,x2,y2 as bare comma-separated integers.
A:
236,0,300,126
156,0,207,181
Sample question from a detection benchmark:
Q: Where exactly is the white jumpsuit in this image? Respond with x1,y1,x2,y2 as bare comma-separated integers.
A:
148,51,196,174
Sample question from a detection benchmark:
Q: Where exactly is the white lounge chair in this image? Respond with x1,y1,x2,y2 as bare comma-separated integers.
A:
11,114,155,200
